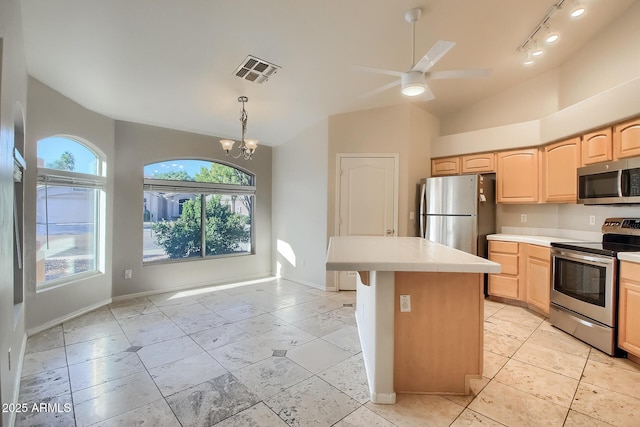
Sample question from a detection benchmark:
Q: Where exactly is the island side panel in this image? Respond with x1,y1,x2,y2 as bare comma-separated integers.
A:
355,271,396,404
393,272,484,394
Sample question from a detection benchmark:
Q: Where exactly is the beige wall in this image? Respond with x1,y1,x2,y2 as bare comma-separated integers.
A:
112,121,273,297
272,119,328,289
327,104,438,252
441,2,640,136
24,78,116,332
439,2,640,232
0,0,28,421
441,70,560,136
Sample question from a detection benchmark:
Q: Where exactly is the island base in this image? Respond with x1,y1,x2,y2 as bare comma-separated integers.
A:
356,271,484,403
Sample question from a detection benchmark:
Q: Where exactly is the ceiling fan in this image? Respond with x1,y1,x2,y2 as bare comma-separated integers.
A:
356,8,490,100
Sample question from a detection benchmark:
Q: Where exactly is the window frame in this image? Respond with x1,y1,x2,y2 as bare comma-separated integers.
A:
36,137,106,291
142,159,256,265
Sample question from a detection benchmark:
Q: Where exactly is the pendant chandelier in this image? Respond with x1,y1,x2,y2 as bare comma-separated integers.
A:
219,96,258,160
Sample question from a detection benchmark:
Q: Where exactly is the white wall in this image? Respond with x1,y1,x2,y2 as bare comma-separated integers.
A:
0,0,28,423
24,78,115,332
112,121,273,297
272,119,328,289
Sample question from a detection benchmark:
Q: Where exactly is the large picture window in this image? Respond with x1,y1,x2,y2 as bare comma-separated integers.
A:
143,159,255,263
36,136,106,288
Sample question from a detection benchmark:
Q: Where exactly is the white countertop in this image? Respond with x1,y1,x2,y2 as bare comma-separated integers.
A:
619,253,640,263
487,234,584,247
326,236,501,273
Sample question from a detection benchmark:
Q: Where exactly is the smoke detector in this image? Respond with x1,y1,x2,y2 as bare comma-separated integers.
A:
234,55,280,84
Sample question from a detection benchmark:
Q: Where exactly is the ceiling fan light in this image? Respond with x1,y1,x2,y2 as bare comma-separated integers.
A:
401,71,426,97
402,84,426,97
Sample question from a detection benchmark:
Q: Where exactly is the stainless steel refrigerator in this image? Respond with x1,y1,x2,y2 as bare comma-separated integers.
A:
419,174,496,258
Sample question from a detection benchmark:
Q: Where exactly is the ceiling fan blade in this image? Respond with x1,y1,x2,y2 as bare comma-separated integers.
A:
422,84,435,101
411,40,456,73
353,64,405,78
428,69,491,79
360,79,401,99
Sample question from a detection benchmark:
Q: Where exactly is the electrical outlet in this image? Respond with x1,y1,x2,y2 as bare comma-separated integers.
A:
400,295,411,312
409,211,415,221
124,269,132,279
589,215,596,226
521,214,527,223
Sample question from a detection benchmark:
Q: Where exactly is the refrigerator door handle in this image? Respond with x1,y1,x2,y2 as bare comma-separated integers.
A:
419,183,426,238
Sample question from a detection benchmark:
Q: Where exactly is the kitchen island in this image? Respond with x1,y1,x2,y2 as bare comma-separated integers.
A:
326,236,501,404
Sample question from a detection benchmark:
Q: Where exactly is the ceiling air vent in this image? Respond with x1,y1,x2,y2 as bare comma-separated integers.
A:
234,55,280,84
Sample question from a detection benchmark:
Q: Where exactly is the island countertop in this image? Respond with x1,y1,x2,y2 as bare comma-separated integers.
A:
326,236,501,274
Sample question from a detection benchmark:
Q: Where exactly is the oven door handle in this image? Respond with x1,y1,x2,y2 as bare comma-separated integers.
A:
551,249,614,267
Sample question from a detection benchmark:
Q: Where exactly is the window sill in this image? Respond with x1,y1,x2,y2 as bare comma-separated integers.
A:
36,270,103,293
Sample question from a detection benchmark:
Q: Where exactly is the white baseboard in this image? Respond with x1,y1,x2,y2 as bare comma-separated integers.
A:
370,392,397,404
26,298,112,336
111,274,275,303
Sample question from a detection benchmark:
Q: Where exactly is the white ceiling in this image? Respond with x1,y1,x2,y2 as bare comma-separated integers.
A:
20,0,637,146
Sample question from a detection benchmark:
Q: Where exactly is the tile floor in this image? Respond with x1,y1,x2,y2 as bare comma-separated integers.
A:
15,278,640,426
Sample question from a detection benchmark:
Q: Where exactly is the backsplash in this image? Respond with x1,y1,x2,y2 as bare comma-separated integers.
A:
498,203,640,236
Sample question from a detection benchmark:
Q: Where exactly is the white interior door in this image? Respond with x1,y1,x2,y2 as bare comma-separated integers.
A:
337,155,397,290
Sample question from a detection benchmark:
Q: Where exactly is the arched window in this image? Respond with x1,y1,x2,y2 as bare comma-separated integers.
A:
143,159,255,263
36,136,106,287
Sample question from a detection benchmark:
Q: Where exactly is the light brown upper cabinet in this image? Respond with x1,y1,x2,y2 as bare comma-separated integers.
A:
542,137,580,203
613,117,640,160
497,148,539,203
581,127,612,166
461,153,496,174
431,156,460,176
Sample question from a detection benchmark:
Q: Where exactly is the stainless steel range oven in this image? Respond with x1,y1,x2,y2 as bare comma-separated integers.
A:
550,218,640,355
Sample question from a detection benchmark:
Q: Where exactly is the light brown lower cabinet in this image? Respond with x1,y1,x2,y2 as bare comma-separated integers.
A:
618,261,640,358
525,245,551,315
488,241,551,315
488,241,523,301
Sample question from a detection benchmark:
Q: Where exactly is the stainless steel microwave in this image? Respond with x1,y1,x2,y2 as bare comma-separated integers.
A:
578,157,640,204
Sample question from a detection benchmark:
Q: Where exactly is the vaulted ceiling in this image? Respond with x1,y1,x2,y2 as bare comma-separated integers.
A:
20,0,637,145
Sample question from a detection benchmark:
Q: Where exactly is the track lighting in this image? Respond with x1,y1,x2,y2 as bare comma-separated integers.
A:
531,41,544,57
517,0,589,66
523,51,535,66
545,33,560,44
571,1,585,18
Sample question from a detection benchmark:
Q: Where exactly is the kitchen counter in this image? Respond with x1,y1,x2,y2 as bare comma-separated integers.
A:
326,236,499,404
326,236,501,273
619,252,640,263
